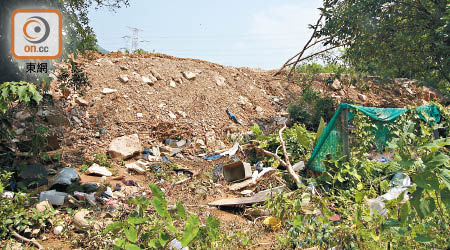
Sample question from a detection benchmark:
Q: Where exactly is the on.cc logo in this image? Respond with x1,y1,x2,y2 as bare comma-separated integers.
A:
11,9,62,59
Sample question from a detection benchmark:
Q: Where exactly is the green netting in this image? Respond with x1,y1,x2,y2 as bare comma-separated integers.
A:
306,104,440,172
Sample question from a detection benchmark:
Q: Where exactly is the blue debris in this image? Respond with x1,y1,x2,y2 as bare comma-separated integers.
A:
203,154,223,161
374,157,390,163
142,147,151,160
161,156,170,163
151,165,163,172
226,109,240,124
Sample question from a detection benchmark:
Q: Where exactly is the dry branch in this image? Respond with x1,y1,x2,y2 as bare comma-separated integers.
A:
9,225,43,250
279,124,302,185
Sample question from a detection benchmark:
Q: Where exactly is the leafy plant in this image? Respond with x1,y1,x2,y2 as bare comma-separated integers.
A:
0,81,43,113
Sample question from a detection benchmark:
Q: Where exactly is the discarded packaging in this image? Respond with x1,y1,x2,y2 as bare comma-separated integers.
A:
226,109,240,124
292,161,305,172
50,167,80,191
220,142,239,157
39,190,68,206
168,238,189,250
223,161,252,182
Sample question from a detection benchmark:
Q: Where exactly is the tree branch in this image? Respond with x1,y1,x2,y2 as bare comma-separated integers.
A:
9,225,43,250
279,124,302,186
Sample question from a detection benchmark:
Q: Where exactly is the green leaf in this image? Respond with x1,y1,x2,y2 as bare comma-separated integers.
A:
206,215,220,241
439,169,450,190
354,192,364,203
152,197,171,220
415,234,434,243
124,242,142,250
181,215,200,246
424,153,449,170
315,117,325,145
148,239,162,249
127,217,149,225
440,188,450,210
399,202,410,225
17,85,27,103
149,184,166,201
418,197,436,219
166,222,179,234
125,227,138,243
114,238,126,248
412,172,440,190
104,221,123,234
159,232,171,246
176,201,186,220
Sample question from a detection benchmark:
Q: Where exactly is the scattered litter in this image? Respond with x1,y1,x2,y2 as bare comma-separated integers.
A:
113,184,121,192
50,168,80,191
122,179,137,186
240,190,253,196
53,225,64,235
226,109,241,124
168,238,189,250
211,163,224,180
1,191,15,199
292,161,305,172
39,190,68,206
102,88,117,94
263,216,281,231
173,168,194,177
202,154,223,161
219,142,240,156
125,162,146,174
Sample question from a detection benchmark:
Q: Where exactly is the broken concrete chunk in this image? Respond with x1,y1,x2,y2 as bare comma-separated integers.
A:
168,111,177,119
330,78,341,90
119,74,129,83
169,80,177,88
73,209,91,230
36,200,52,212
223,161,252,182
76,97,89,106
182,71,197,80
108,134,142,160
125,162,146,174
86,163,112,177
205,131,216,147
119,65,128,70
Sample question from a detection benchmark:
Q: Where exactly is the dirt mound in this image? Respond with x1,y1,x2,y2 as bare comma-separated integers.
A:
45,51,443,156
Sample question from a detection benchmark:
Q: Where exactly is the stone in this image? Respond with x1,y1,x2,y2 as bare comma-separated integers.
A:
182,71,197,80
136,113,143,118
215,75,226,86
169,80,177,88
255,106,264,115
238,96,252,106
330,78,341,90
119,65,128,70
102,88,117,94
205,131,216,146
119,74,129,83
150,69,162,80
168,111,177,119
36,200,52,212
86,163,112,177
194,186,208,195
125,162,146,174
76,98,89,106
15,111,31,120
72,116,81,124
142,75,157,85
357,93,368,101
73,209,90,229
405,87,413,95
292,161,305,171
177,110,187,118
46,114,70,127
15,128,24,135
108,134,142,160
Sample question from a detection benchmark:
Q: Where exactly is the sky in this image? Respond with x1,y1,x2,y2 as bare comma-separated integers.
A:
88,0,322,69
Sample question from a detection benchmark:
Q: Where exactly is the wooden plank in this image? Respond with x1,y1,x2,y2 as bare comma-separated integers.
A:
208,186,285,207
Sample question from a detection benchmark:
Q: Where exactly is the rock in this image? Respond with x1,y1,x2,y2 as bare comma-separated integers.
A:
73,209,90,230
255,106,264,115
119,74,129,83
142,75,157,85
125,162,146,174
215,75,226,86
292,161,305,171
46,114,70,127
119,65,128,70
330,78,341,90
53,225,64,235
169,80,177,88
405,87,413,95
19,163,48,187
72,116,81,124
108,134,142,160
238,96,252,106
182,71,197,80
357,93,368,101
136,113,143,118
205,131,216,146
168,111,177,119
194,186,208,195
15,128,25,135
102,88,117,94
150,69,162,80
76,97,89,106
214,140,226,151
177,110,187,118
36,200,52,212
15,111,31,120
86,163,112,177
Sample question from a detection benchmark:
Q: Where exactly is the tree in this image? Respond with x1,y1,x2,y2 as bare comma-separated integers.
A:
316,0,450,86
0,0,129,83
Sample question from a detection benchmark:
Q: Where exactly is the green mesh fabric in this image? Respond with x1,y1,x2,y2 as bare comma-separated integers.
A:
306,104,440,172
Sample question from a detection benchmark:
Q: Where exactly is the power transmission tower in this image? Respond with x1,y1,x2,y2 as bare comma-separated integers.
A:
125,26,150,52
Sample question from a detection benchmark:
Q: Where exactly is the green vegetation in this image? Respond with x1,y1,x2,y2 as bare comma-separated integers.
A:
317,0,450,92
